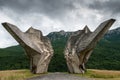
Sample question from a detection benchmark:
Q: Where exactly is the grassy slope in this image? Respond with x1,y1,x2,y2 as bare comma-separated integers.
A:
0,69,120,80
0,29,120,71
74,69,120,80
0,45,29,70
0,37,120,71
86,38,120,70
0,69,39,80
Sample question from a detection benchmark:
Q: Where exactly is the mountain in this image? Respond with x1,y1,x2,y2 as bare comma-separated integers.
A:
105,27,120,42
0,45,29,70
47,30,72,72
47,30,72,41
87,27,120,70
0,27,120,71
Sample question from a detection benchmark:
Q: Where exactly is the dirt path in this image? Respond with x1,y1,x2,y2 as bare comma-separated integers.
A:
27,72,93,80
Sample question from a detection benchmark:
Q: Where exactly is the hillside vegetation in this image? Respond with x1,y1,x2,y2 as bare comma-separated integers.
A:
0,27,120,72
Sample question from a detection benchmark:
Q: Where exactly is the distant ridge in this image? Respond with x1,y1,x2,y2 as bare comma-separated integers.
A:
0,27,120,71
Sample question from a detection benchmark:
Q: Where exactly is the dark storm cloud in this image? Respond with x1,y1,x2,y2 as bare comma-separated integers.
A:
88,0,120,15
0,0,77,18
0,0,119,48
0,0,119,18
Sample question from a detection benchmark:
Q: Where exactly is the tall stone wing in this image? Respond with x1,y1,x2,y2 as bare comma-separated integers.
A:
64,19,115,73
2,22,53,74
77,19,116,52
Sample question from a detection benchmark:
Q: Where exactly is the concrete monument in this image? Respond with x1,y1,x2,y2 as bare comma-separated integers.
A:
64,19,115,73
2,23,54,74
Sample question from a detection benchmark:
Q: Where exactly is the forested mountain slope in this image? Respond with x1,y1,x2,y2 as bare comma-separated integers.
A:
0,27,120,71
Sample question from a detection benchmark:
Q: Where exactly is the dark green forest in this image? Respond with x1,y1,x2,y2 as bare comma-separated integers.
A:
0,28,120,72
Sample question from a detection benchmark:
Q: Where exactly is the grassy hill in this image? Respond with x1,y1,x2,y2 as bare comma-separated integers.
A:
0,27,120,71
0,46,29,70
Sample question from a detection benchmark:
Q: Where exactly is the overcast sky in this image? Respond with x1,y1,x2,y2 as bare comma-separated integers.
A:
0,0,120,48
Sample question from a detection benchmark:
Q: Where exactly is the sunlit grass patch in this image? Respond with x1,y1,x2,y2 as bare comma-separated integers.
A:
0,69,39,80
88,69,120,78
1,69,120,80
74,69,120,79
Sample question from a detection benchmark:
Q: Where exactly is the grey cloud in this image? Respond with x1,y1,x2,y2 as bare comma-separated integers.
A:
88,0,120,15
0,0,77,19
0,0,119,18
0,0,119,48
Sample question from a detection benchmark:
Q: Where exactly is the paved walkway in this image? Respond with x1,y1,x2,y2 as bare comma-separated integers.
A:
27,72,93,80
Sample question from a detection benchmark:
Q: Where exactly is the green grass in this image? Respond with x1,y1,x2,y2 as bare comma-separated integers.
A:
1,69,120,80
74,69,120,79
0,69,40,80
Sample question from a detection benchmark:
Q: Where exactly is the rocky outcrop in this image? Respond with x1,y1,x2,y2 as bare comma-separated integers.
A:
64,19,115,73
47,30,72,41
2,23,53,74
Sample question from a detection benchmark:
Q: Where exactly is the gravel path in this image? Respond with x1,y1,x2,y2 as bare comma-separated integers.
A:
27,72,93,80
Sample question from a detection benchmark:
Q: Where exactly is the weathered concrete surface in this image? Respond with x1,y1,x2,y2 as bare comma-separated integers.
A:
27,73,92,80
64,19,115,73
2,23,54,74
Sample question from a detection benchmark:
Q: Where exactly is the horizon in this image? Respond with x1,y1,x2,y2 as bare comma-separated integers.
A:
0,0,120,48
1,26,119,48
